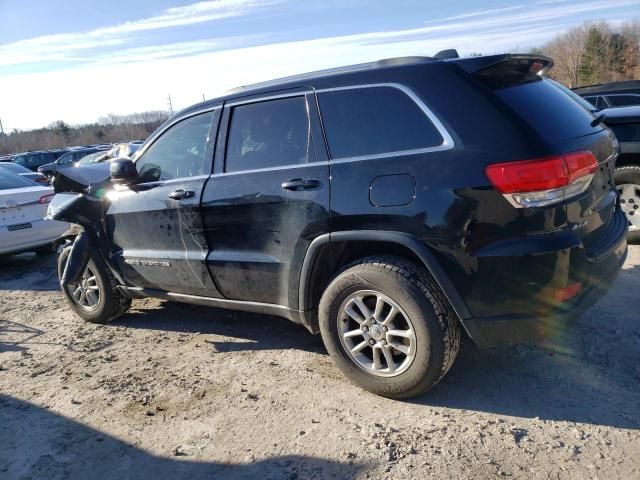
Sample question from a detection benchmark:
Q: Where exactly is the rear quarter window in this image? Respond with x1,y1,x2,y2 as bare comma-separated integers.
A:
496,79,600,143
317,86,444,159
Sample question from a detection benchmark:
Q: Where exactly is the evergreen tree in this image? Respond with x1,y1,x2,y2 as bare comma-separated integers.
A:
579,26,605,85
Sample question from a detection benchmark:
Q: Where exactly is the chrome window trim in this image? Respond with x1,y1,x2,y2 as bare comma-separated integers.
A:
225,90,311,108
315,82,455,163
121,174,211,190
211,160,327,178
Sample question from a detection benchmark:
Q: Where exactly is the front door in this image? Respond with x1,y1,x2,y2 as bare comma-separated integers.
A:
201,90,330,308
105,107,223,297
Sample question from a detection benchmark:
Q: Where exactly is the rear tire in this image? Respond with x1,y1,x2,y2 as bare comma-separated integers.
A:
58,246,131,323
318,255,461,399
615,164,640,244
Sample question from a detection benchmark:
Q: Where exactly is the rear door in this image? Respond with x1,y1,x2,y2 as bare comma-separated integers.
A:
105,107,223,296
201,89,330,308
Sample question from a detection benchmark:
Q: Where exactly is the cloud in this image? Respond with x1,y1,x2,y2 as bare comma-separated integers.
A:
0,0,282,67
0,0,637,129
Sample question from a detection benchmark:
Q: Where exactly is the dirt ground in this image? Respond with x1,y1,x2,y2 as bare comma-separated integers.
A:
1,246,639,480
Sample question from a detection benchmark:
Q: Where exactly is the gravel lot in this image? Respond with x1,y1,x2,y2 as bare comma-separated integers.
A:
1,246,639,479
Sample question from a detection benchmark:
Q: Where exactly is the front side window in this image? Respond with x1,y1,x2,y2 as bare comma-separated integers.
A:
225,96,312,173
136,111,213,182
317,86,444,159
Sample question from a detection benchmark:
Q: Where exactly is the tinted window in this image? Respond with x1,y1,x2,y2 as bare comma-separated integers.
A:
0,169,37,189
317,86,443,159
496,78,600,143
606,95,640,107
225,96,312,172
136,111,213,182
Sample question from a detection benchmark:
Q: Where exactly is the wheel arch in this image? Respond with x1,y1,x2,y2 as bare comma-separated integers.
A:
298,231,472,326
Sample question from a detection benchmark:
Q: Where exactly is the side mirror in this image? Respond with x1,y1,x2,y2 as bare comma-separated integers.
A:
110,157,139,185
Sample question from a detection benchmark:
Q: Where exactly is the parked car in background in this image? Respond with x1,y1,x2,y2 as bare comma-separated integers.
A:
574,80,640,110
38,145,110,178
12,149,66,171
0,169,67,257
75,150,109,166
598,106,640,242
555,80,640,242
0,162,49,185
49,52,626,398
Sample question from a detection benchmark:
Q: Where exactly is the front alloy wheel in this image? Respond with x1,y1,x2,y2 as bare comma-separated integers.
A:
68,266,101,311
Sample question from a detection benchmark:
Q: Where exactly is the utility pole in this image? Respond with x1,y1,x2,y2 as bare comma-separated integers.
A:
202,93,206,102
167,94,174,116
0,117,4,136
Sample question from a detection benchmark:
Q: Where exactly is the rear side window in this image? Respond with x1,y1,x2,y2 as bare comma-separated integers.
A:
496,79,600,143
225,96,312,172
606,95,640,107
317,86,443,159
0,169,36,189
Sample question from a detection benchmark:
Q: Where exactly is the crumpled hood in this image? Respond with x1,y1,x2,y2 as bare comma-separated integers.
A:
54,163,110,193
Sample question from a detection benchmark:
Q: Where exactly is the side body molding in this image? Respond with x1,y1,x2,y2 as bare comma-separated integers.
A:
298,230,472,322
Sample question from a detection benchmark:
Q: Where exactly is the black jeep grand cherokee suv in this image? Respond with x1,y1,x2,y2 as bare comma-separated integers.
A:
49,53,627,398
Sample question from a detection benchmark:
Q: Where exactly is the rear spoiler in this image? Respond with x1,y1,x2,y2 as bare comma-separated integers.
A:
453,54,554,74
451,54,554,89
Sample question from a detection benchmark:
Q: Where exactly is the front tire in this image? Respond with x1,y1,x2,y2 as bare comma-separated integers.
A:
58,246,131,323
615,165,640,244
34,243,56,257
318,255,461,399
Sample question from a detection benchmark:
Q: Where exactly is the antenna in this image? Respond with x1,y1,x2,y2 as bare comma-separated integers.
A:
167,94,174,116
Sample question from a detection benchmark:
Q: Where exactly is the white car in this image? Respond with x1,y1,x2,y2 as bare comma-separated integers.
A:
0,169,68,256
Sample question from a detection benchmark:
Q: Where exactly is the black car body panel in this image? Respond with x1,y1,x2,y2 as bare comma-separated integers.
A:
50,54,627,347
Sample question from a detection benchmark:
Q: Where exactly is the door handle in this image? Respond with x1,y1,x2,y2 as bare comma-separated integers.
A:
168,189,195,200
281,178,321,191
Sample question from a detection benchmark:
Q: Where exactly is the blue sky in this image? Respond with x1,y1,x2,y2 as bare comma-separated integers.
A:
0,0,638,130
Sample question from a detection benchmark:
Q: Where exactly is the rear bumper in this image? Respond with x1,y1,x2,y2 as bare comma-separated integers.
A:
454,209,628,348
0,219,68,255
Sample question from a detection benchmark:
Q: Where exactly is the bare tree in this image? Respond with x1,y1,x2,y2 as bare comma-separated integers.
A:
543,24,589,87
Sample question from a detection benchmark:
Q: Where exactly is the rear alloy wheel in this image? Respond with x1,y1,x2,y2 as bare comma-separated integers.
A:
614,165,640,244
338,290,417,377
319,255,461,399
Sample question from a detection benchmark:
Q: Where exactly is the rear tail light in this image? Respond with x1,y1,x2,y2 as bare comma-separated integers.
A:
39,194,55,204
485,150,598,208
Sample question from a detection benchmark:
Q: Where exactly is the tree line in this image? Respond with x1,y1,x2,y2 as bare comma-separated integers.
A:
0,111,169,155
537,20,640,88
